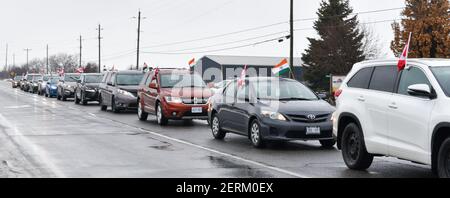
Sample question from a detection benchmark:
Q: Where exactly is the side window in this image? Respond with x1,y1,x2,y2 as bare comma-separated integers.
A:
369,66,398,93
224,82,236,99
397,67,432,96
108,74,116,86
347,67,374,89
237,83,250,100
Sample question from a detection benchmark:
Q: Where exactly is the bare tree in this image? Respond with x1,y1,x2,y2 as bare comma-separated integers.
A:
360,24,385,60
49,53,79,73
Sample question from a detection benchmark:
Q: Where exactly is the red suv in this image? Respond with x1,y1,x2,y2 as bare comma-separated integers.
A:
137,68,212,125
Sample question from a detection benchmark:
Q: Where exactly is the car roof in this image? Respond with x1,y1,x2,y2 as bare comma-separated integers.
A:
355,58,450,69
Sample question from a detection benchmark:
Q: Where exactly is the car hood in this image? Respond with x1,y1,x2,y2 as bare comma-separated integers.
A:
259,99,335,114
160,87,212,98
118,85,139,92
64,82,77,87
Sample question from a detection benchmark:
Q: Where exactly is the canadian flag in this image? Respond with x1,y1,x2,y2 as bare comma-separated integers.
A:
238,65,248,87
58,68,65,76
398,32,412,71
188,58,195,68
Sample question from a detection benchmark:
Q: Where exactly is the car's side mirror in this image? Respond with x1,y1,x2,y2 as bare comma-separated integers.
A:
107,82,113,86
149,83,158,89
408,84,436,98
59,80,64,83
77,79,82,83
317,93,328,100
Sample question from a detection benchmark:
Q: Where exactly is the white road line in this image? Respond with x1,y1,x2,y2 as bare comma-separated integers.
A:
138,128,310,178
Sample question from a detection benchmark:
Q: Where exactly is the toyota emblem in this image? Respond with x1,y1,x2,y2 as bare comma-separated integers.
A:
307,114,316,120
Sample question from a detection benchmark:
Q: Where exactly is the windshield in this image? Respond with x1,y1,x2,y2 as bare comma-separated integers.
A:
160,73,206,88
85,75,103,83
431,67,450,97
64,75,80,82
253,79,318,101
14,76,22,80
48,78,59,84
116,74,143,86
43,76,50,81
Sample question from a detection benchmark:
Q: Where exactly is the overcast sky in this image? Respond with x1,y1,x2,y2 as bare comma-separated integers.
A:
0,0,406,70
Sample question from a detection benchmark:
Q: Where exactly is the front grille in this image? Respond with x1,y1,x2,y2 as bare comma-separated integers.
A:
287,113,330,123
182,98,208,105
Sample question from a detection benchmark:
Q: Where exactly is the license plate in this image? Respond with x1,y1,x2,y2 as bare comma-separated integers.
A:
191,107,203,114
306,127,321,135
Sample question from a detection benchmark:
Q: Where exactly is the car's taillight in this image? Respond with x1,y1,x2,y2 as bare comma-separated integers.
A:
334,89,343,98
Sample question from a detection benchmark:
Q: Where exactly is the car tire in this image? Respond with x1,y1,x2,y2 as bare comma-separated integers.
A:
81,92,87,105
156,103,168,126
211,114,226,140
320,139,336,149
99,96,107,111
137,100,148,121
111,97,120,113
341,123,374,170
437,137,450,178
250,119,265,148
74,91,80,104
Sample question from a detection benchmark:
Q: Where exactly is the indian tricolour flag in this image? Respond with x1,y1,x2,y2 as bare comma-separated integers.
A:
272,58,290,76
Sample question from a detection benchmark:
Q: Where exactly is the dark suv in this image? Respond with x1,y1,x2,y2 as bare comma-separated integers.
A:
209,77,336,148
74,73,104,105
22,74,43,93
57,73,81,101
137,69,212,125
99,71,144,113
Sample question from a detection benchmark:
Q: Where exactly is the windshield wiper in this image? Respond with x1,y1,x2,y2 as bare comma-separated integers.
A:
279,97,314,101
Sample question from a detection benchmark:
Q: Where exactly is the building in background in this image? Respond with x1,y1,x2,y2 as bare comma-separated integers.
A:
193,55,303,83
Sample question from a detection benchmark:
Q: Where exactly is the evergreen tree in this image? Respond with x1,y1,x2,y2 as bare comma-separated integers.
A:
391,0,450,58
302,0,365,91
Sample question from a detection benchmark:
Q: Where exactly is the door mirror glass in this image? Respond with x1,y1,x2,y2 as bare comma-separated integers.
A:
149,82,158,89
407,84,433,98
317,93,328,100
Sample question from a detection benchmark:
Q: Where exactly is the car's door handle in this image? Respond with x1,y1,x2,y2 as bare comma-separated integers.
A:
388,103,398,109
357,96,365,102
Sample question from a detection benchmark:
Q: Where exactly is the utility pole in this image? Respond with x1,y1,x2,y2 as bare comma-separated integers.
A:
46,45,49,74
79,35,82,68
5,44,8,70
135,10,142,70
97,24,103,73
24,48,31,68
289,0,296,80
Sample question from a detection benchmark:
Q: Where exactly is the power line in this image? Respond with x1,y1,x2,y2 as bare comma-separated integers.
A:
141,18,401,55
141,7,404,50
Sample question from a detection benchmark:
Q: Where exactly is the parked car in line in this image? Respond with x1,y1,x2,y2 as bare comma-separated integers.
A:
11,76,23,88
74,73,104,105
333,59,450,178
99,70,144,113
22,74,43,93
44,77,60,98
57,73,81,101
209,77,336,148
37,75,52,95
137,68,212,125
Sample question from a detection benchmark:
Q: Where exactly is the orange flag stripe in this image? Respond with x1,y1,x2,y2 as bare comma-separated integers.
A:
275,58,288,68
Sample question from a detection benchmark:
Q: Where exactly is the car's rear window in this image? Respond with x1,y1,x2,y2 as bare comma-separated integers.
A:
347,67,373,89
368,66,398,93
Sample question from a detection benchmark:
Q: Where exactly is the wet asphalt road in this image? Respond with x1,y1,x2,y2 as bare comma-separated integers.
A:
0,81,436,178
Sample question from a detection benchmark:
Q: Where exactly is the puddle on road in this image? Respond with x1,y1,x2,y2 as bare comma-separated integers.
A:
207,156,274,178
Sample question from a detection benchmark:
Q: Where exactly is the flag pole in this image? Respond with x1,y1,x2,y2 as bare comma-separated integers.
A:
405,32,412,69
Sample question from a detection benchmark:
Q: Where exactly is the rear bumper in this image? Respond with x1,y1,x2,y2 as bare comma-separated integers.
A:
162,102,209,120
259,118,334,141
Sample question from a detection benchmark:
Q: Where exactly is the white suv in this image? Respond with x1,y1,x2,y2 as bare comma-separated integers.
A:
333,59,450,178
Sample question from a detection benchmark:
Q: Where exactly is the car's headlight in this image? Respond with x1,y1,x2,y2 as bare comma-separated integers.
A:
261,110,287,121
33,83,38,86
51,85,57,89
117,89,135,97
165,96,183,104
